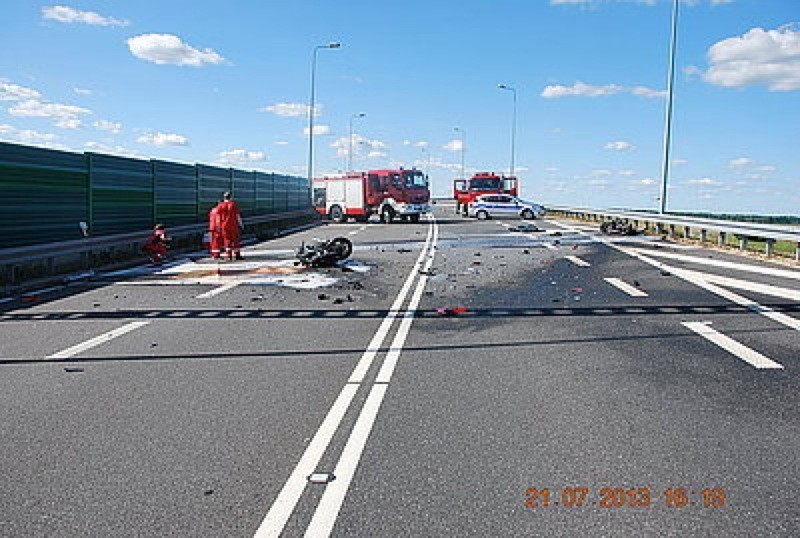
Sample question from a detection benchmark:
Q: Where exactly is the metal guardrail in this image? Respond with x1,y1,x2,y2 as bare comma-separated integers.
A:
1,210,316,287
548,206,800,261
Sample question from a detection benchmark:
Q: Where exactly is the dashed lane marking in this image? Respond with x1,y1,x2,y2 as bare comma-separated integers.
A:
682,321,784,370
629,248,800,281
565,255,591,267
604,277,648,297
46,321,149,359
195,282,240,299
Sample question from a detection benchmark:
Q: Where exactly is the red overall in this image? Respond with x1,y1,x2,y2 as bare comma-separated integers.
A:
144,229,168,264
208,205,222,259
216,200,242,259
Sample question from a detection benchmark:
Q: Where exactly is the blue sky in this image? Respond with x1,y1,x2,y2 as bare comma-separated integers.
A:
1,1,798,214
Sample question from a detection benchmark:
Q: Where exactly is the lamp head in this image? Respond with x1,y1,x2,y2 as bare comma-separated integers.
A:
328,42,341,48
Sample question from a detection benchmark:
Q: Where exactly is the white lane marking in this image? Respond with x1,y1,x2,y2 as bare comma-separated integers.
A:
682,322,783,370
304,384,388,537
306,218,439,536
565,255,591,267
252,385,359,538
543,242,558,250
46,321,149,359
629,248,800,281
253,216,436,538
376,220,439,383
678,269,800,302
604,277,648,297
195,282,240,299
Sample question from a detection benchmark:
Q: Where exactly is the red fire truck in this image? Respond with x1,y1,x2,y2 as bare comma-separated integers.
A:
453,172,518,216
313,168,431,223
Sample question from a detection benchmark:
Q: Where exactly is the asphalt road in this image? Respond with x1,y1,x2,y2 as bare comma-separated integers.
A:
1,205,798,537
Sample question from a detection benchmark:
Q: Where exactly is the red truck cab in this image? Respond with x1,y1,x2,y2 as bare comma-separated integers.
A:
454,172,518,216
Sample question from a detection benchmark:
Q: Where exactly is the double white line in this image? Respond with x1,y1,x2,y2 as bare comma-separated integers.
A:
254,214,439,538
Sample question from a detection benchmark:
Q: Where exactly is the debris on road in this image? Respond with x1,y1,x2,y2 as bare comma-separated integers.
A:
64,367,84,373
317,293,329,300
308,473,336,484
435,307,469,316
296,237,353,267
600,219,638,236
509,223,542,233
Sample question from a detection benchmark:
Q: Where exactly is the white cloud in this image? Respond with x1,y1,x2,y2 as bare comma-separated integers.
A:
545,166,560,173
303,125,331,136
403,140,428,148
127,34,225,67
728,157,754,168
0,123,59,144
42,5,129,27
217,148,267,165
542,81,665,99
590,169,613,177
9,99,90,129
331,135,387,159
755,165,776,172
262,102,319,118
0,82,42,101
588,179,609,186
638,177,657,185
274,140,289,146
703,24,800,91
93,119,122,134
73,87,92,96
672,158,688,166
443,139,463,152
618,169,637,177
605,140,635,151
137,132,188,146
85,141,139,157
688,177,722,186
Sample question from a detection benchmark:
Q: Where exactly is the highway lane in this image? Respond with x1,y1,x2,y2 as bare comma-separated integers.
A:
0,207,798,537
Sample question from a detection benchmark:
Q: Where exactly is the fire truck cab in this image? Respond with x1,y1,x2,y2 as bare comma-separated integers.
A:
314,168,431,223
454,172,518,216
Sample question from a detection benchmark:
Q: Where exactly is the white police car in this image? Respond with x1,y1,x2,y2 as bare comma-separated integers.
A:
468,194,546,220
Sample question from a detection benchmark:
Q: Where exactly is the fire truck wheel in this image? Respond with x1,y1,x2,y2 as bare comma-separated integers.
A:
476,210,490,220
521,209,535,220
329,205,345,223
408,214,420,223
381,206,395,223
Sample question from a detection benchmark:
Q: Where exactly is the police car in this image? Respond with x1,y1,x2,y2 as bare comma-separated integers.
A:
467,194,546,220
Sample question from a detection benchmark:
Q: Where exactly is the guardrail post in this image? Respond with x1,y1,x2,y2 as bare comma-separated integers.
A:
684,226,691,239
796,243,800,262
700,229,707,243
668,224,676,237
765,239,775,257
718,232,727,246
739,236,748,251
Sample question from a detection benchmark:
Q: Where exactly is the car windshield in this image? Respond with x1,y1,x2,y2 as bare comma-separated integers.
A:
404,171,427,188
470,178,501,190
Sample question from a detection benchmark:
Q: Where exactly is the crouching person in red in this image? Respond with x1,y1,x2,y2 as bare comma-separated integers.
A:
216,191,243,260
144,224,170,264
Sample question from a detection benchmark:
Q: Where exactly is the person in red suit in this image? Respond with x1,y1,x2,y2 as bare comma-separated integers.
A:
216,191,243,260
207,202,222,259
143,224,169,264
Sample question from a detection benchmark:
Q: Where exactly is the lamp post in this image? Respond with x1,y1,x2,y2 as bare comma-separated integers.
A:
497,83,517,178
307,41,341,191
348,112,366,172
454,126,466,181
658,0,679,214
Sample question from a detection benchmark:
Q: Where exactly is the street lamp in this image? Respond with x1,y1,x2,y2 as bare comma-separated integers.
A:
454,126,466,181
348,112,366,172
658,0,679,214
497,83,517,178
307,41,341,192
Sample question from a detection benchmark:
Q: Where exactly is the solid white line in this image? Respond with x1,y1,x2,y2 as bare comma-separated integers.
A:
252,385,359,538
304,384,388,537
253,216,436,538
682,322,783,369
46,321,149,359
565,255,591,267
679,269,800,302
604,277,648,297
543,243,558,250
629,248,800,281
195,282,240,299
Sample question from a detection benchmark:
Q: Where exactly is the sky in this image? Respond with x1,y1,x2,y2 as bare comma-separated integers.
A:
1,0,798,214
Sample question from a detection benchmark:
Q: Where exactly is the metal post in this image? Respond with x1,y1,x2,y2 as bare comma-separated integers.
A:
498,84,517,178
658,0,679,214
348,112,365,172
454,127,466,181
307,42,341,194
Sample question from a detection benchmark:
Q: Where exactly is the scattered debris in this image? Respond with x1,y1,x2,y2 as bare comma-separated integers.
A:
64,367,84,373
296,237,353,267
571,287,583,293
397,248,412,253
552,298,561,303
633,280,641,287
509,223,542,233
552,231,563,237
435,307,469,316
523,249,530,254
660,270,671,276
204,489,214,496
472,261,482,266
308,473,336,484
333,298,344,305
20,296,41,303
63,270,95,283
150,342,158,348
474,252,481,257
317,293,329,300
600,219,638,236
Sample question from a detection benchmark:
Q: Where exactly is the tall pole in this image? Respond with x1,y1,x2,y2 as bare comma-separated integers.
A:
454,127,466,181
659,0,679,214
307,42,340,192
498,84,517,177
348,112,365,172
